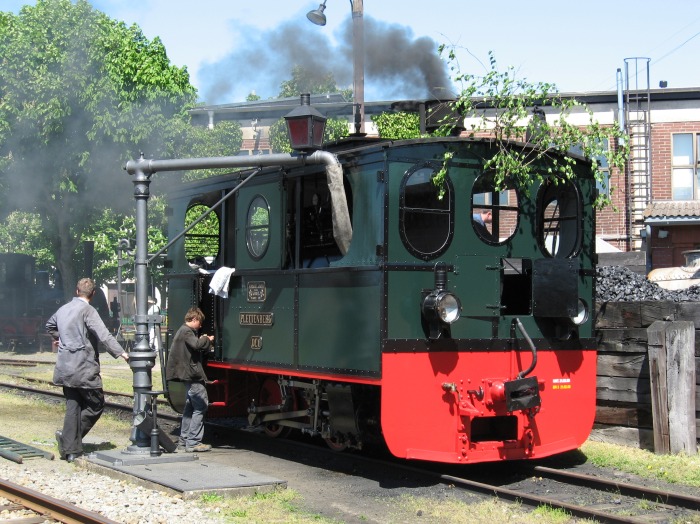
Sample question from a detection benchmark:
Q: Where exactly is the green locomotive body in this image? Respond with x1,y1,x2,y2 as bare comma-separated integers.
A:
163,136,598,462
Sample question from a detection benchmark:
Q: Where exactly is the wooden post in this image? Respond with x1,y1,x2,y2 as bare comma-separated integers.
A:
647,321,697,454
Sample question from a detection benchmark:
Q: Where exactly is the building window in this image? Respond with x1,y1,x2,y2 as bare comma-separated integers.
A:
595,139,610,197
672,133,699,200
570,140,609,196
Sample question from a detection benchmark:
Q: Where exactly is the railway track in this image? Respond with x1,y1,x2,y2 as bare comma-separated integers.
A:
0,358,49,367
208,416,700,524
2,379,699,523
0,477,120,523
0,381,179,422
422,464,700,523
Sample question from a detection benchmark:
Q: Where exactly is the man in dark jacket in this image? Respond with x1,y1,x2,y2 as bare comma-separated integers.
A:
165,307,214,452
46,278,129,463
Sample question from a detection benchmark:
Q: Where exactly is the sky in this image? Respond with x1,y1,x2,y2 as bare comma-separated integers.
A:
4,0,700,105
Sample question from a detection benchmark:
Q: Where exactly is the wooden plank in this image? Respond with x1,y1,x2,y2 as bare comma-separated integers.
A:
597,354,648,378
648,321,670,453
596,328,648,352
589,426,654,451
595,302,642,328
595,404,652,428
597,376,650,403
665,321,697,454
597,251,646,268
593,301,700,449
595,301,676,328
676,303,700,328
640,302,680,326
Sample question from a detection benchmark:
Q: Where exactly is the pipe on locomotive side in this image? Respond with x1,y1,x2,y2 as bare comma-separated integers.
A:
125,150,352,253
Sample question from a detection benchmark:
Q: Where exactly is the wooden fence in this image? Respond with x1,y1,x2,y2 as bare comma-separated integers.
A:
594,300,699,452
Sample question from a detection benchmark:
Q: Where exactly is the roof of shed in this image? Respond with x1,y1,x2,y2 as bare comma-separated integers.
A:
644,201,700,225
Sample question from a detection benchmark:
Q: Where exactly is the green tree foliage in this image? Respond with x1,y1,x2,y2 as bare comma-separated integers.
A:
0,212,54,269
372,112,421,139
184,204,219,260
0,0,198,298
434,49,628,207
181,120,243,181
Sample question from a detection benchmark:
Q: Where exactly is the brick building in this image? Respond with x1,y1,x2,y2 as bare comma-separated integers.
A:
190,86,700,273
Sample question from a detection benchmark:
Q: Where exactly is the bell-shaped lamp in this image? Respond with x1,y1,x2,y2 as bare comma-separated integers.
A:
306,1,327,26
284,94,327,152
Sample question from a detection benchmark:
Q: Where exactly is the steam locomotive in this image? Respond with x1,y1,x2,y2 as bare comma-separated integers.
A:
0,253,63,350
162,135,597,464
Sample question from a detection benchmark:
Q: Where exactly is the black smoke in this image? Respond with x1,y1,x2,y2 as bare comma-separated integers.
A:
199,15,453,104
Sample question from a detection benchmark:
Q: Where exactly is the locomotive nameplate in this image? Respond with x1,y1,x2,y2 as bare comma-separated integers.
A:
239,312,274,326
247,281,266,302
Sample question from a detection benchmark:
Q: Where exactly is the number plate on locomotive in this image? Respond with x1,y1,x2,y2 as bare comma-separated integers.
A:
247,281,266,302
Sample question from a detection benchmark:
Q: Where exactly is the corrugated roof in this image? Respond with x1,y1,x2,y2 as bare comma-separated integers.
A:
644,201,700,219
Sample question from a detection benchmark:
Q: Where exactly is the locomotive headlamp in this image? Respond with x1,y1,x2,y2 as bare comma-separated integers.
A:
421,262,462,339
284,93,327,151
423,290,462,324
570,298,589,326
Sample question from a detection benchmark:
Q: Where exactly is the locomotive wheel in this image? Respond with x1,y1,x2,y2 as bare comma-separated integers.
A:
258,378,293,438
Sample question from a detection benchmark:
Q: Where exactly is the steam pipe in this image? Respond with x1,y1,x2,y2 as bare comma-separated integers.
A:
124,149,348,452
616,68,625,139
513,318,538,379
126,150,334,175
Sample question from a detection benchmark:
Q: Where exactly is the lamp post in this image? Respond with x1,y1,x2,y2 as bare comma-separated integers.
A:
307,0,364,134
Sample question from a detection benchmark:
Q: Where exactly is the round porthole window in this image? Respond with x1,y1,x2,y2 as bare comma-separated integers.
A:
471,172,519,245
246,195,270,260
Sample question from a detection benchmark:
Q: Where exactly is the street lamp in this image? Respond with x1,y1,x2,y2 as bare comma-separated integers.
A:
307,0,365,134
306,0,327,25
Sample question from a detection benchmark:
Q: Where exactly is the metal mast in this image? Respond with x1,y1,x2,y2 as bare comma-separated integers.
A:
624,57,652,251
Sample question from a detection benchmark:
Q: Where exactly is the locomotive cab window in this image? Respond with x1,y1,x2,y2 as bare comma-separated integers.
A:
471,172,519,244
399,163,453,260
246,195,270,260
184,203,220,268
538,178,582,258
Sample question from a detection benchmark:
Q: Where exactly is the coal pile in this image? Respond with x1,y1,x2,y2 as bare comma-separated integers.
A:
596,265,700,302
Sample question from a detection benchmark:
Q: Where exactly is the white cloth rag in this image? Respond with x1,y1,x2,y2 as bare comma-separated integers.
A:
208,266,235,298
